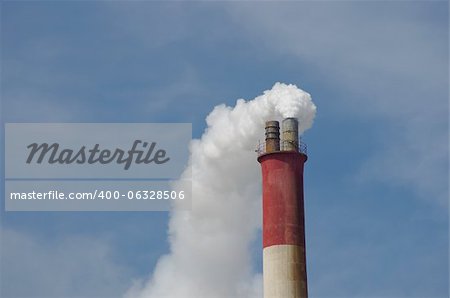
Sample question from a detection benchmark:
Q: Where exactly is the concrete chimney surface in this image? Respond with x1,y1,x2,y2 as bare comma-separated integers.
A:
258,118,308,298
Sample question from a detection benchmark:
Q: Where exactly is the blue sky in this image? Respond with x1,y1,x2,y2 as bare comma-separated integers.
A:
1,1,448,298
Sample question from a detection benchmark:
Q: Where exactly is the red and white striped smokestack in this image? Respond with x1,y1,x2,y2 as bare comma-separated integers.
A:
258,118,308,298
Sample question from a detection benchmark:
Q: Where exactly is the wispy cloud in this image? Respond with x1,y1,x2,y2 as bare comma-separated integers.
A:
226,2,448,206
0,227,133,298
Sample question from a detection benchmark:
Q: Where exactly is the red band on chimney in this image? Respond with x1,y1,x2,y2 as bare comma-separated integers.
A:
258,151,307,248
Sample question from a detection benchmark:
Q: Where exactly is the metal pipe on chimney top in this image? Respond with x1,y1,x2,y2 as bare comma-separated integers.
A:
282,117,299,151
265,121,280,153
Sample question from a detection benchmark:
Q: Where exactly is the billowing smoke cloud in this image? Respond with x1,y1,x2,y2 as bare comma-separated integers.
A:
125,83,316,298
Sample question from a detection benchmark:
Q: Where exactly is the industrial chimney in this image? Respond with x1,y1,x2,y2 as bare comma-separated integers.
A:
257,118,308,298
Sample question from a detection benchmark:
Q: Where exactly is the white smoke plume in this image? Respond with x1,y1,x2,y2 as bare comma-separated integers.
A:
125,83,316,298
